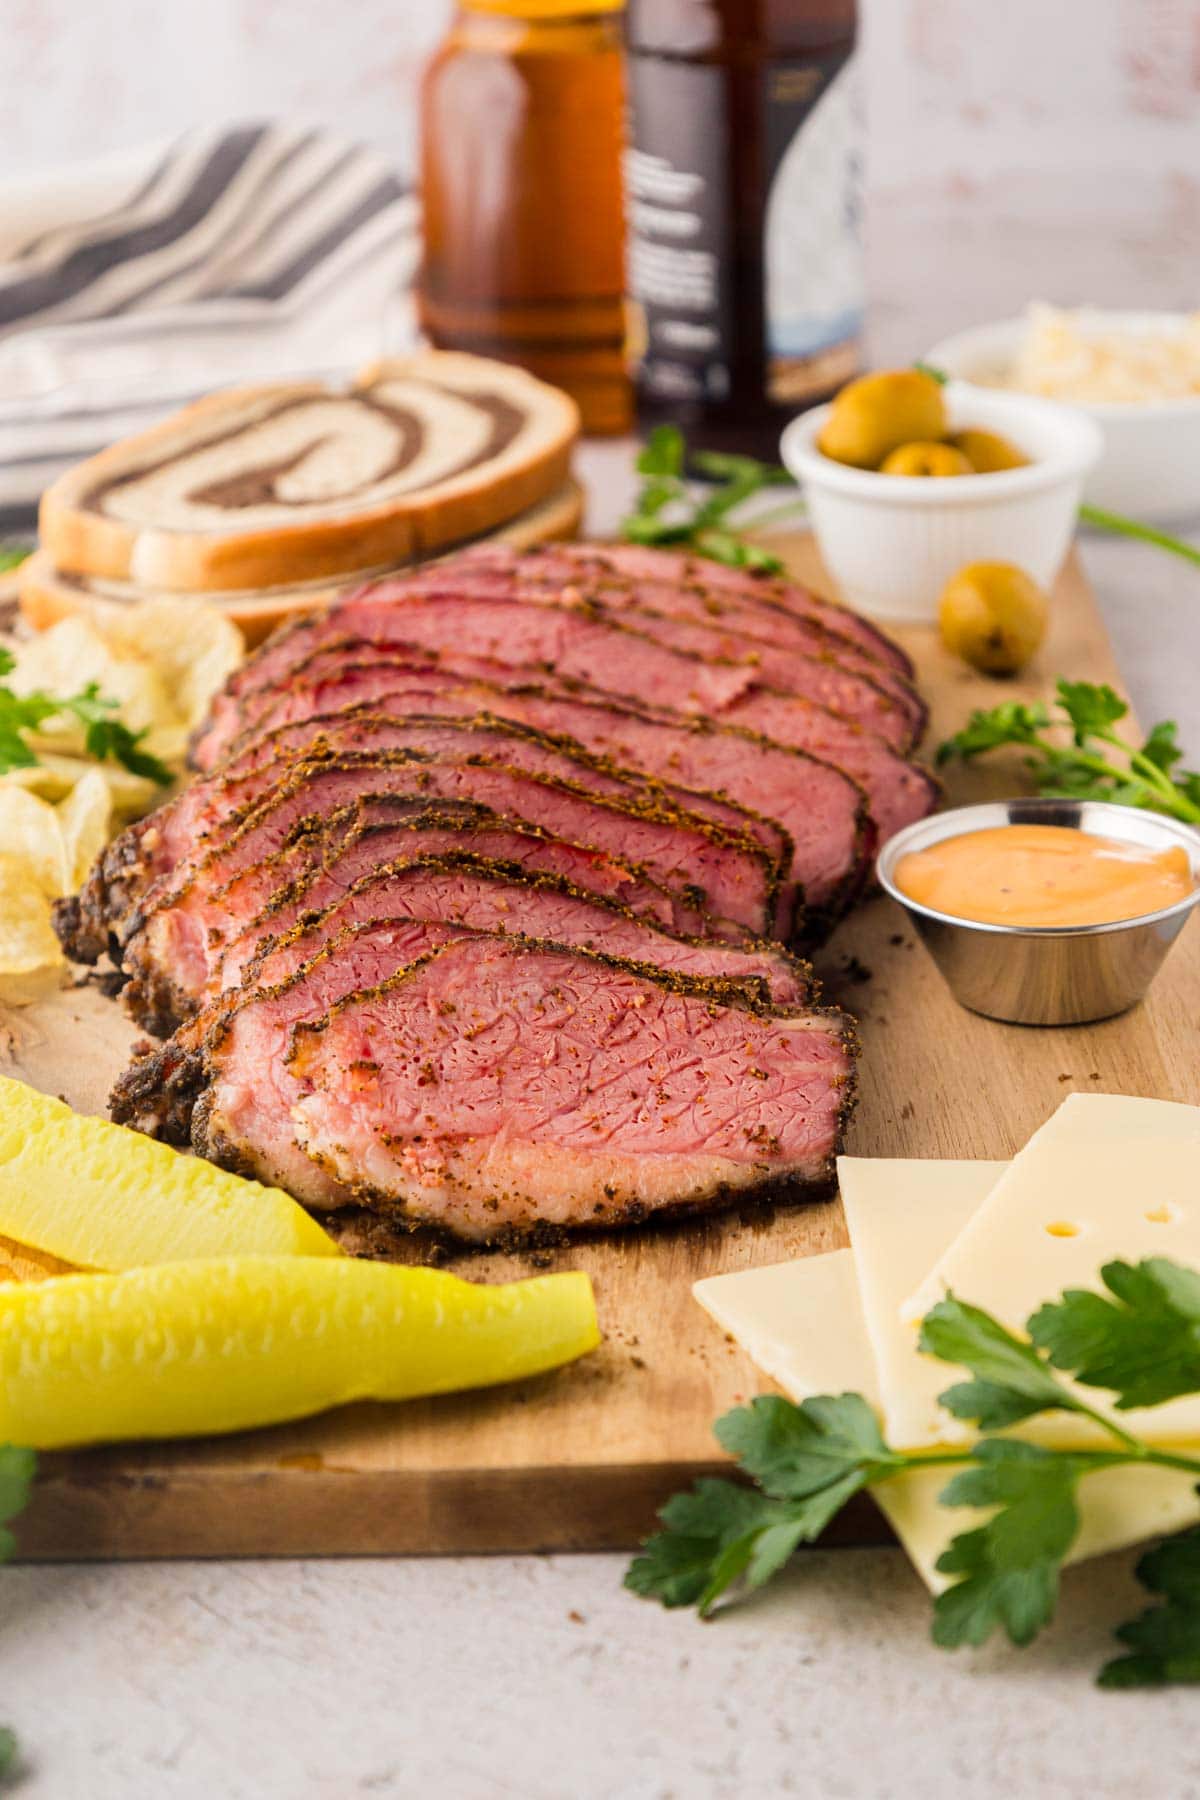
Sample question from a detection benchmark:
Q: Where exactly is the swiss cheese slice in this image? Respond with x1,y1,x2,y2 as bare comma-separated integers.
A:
695,1251,881,1406
839,1157,1004,1449
898,1093,1200,1449
694,1239,1200,1590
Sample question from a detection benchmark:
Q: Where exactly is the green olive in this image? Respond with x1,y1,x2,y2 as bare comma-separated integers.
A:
879,441,974,478
947,428,1029,473
938,561,1049,675
817,370,948,470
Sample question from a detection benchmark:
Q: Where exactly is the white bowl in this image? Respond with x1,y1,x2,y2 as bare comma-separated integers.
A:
928,313,1200,521
779,383,1103,624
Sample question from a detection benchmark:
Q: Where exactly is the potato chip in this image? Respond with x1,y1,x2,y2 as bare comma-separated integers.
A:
10,615,174,747
0,787,68,895
0,854,67,999
57,768,112,889
0,592,244,1007
2,755,164,818
101,599,243,732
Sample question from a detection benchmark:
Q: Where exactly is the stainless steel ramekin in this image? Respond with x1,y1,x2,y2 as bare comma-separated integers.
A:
876,798,1200,1026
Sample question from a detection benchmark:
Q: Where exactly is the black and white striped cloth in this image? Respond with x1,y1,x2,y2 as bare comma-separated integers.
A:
0,121,421,524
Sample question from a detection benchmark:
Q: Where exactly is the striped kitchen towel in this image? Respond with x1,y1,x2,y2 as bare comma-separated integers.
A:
0,120,421,524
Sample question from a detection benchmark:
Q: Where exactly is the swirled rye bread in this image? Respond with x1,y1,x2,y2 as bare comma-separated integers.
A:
38,352,578,594
18,482,584,646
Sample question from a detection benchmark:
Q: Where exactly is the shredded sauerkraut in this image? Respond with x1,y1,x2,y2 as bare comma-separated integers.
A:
1005,304,1200,405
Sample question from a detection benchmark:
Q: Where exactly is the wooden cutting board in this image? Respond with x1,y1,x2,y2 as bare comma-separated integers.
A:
6,535,1199,1560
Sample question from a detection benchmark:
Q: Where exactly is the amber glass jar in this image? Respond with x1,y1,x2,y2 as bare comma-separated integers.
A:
418,0,631,435
626,0,861,457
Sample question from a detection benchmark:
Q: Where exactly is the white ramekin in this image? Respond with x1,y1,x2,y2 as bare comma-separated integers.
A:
928,313,1200,521
779,383,1103,624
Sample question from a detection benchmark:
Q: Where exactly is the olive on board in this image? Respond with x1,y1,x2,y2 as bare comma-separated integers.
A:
948,428,1029,473
817,369,948,470
938,561,1049,675
879,441,974,478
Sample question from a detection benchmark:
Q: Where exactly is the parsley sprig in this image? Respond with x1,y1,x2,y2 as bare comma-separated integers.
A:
621,426,805,576
627,1258,1200,1685
0,647,170,785
937,678,1200,825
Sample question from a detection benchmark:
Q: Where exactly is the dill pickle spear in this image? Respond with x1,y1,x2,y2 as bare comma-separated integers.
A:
0,1258,600,1448
0,1076,338,1269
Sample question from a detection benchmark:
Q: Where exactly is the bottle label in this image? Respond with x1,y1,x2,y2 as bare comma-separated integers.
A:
764,59,863,405
625,61,732,406
625,51,862,411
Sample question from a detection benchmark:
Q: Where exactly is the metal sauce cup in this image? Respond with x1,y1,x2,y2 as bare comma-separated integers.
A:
877,798,1200,1026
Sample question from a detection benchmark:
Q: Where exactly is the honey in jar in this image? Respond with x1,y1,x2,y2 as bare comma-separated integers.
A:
418,0,631,434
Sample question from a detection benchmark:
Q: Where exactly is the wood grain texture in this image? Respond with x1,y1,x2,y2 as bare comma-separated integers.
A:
4,536,1198,1561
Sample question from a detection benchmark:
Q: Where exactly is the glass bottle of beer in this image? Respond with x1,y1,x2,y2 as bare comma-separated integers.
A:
625,0,861,457
418,0,632,435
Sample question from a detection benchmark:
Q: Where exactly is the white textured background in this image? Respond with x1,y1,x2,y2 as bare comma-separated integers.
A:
4,0,1200,356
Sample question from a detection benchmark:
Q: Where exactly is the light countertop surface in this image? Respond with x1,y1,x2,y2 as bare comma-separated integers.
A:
4,440,1199,1800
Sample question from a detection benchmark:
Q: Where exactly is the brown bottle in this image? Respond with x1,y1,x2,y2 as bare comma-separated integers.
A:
418,0,632,435
625,0,861,458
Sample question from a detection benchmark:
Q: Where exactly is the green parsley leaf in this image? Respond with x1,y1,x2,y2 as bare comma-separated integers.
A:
935,701,1049,766
0,545,30,574
919,1294,1083,1428
620,512,692,547
1029,1258,1200,1411
715,1392,900,1498
1056,679,1128,741
625,1263,1200,1686
0,676,172,785
624,1477,794,1614
1140,718,1184,776
933,1440,1084,1648
1080,504,1200,570
1099,1524,1200,1687
912,360,949,386
937,684,1200,824
622,428,796,577
690,528,784,574
635,425,686,479
690,451,791,487
0,1727,16,1781
81,717,172,785
627,1396,905,1617
0,689,63,775
0,1445,36,1563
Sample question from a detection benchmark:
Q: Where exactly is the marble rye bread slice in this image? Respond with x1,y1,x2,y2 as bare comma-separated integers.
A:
37,351,579,595
19,481,585,648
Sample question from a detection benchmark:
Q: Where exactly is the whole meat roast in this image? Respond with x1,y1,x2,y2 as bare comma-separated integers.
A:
58,542,936,1247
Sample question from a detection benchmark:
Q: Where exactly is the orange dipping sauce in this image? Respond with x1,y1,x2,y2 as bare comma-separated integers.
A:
894,823,1195,928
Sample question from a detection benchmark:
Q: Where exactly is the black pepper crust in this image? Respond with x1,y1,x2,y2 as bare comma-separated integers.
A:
510,540,919,685
109,850,814,1142
214,664,873,937
112,927,857,1248
124,740,779,937
262,933,860,1245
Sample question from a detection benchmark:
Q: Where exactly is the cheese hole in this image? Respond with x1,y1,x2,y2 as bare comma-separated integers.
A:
1045,1220,1080,1238
1145,1202,1181,1225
